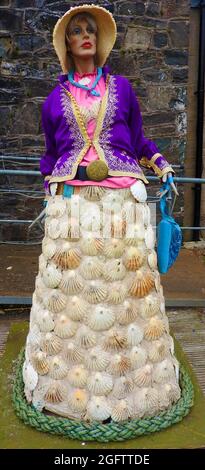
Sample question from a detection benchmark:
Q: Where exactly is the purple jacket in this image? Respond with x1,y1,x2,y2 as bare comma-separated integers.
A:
40,65,174,192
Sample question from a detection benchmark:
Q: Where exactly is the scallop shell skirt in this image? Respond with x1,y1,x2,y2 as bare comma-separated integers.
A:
23,186,181,424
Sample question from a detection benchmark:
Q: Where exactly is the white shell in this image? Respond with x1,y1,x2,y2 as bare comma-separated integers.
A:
68,389,89,412
103,330,127,351
80,235,104,256
54,315,78,339
134,387,159,416
35,274,47,301
79,257,103,280
140,294,160,319
64,342,84,364
49,356,68,379
130,180,147,202
107,283,127,304
42,264,62,289
86,396,112,421
46,217,62,239
42,238,56,260
75,325,96,349
145,225,156,249
86,347,110,371
41,332,63,355
103,239,124,258
111,399,133,422
44,289,67,314
68,365,89,388
23,361,38,391
44,381,67,403
32,351,50,375
87,372,113,395
153,359,175,384
102,191,124,212
80,186,106,201
148,339,168,363
148,251,158,269
133,364,153,387
125,223,145,243
38,254,48,274
118,300,139,325
144,317,165,341
80,204,100,231
37,310,55,333
127,323,144,346
103,259,126,282
112,376,134,399
130,346,147,369
47,197,67,217
86,305,115,331
108,354,131,376
83,282,107,304
67,296,88,321
27,324,42,347
122,200,136,223
53,244,82,270
59,270,84,295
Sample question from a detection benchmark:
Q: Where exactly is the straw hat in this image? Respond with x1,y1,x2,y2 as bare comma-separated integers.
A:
52,3,117,73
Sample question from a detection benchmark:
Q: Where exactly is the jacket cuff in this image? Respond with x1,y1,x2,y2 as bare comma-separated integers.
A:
139,152,175,178
44,179,50,196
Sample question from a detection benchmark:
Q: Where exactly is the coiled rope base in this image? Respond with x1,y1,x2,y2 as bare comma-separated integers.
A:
13,349,194,443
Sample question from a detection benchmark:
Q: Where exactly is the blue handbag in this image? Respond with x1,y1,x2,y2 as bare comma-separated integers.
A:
157,183,182,274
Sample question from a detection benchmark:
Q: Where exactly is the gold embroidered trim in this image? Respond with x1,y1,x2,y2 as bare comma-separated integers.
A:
139,153,175,177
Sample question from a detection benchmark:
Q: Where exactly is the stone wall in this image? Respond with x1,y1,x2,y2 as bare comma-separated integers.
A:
0,0,191,241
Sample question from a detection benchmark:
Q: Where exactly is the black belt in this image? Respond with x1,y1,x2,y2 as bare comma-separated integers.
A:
75,165,91,181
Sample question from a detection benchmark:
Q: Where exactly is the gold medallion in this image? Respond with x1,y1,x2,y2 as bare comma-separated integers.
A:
86,160,109,181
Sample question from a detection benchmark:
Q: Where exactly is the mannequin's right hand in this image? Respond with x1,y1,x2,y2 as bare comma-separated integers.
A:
50,182,58,197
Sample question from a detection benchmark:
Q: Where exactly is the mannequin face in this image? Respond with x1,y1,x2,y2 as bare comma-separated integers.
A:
66,19,97,62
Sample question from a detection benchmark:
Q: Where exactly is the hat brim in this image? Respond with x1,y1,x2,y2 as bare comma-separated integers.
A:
53,4,117,73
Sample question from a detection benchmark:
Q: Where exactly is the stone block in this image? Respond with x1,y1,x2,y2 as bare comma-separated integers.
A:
124,26,152,50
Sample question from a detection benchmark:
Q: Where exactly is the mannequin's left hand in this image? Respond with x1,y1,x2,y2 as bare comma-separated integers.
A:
156,171,179,198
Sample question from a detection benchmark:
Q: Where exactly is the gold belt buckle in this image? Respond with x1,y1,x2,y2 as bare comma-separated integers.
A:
86,160,109,181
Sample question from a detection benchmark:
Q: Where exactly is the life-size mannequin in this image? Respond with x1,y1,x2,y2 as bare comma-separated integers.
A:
21,5,183,427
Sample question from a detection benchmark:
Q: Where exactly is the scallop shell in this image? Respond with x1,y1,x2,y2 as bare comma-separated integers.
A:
47,198,67,217
37,310,55,333
68,389,89,412
79,257,103,280
86,305,115,331
112,376,134,399
49,357,68,379
75,325,96,349
46,217,62,239
123,247,145,271
22,361,38,391
35,274,47,300
153,359,175,384
44,382,67,403
67,216,80,240
86,347,110,371
27,324,42,347
67,296,88,321
87,372,113,395
130,346,147,369
41,332,63,355
68,365,89,388
125,223,145,243
140,294,160,319
80,186,106,201
130,180,147,203
127,323,144,346
42,264,62,289
148,251,158,269
103,259,126,282
86,396,111,421
108,354,131,376
144,317,165,341
111,215,126,238
107,283,127,304
111,399,132,422
53,244,82,270
103,239,124,258
133,364,153,387
80,204,101,231
42,238,56,260
161,383,181,404
54,315,78,339
148,339,168,363
102,191,124,211
83,282,107,304
122,200,136,223
44,289,67,314
134,387,159,416
129,270,155,298
64,342,84,364
118,300,138,325
59,270,84,295
145,225,155,249
80,235,104,256
32,351,50,375
138,204,151,227
103,330,127,351
38,254,48,274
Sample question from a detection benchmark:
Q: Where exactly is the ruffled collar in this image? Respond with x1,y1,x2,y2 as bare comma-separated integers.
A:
74,67,98,78
58,65,111,84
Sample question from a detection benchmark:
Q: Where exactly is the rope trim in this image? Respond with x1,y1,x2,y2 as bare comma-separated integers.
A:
12,349,194,443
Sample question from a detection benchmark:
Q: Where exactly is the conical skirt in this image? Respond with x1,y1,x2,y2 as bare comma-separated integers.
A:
23,186,181,423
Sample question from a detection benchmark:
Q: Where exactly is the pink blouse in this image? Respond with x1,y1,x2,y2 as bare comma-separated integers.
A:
65,68,136,188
